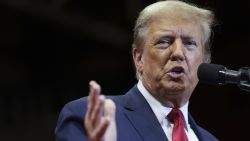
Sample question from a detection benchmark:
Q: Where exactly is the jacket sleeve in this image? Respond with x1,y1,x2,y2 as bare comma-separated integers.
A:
55,97,88,141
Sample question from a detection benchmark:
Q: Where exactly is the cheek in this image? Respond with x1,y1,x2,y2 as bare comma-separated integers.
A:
186,52,204,79
142,49,170,77
143,49,164,67
187,49,204,65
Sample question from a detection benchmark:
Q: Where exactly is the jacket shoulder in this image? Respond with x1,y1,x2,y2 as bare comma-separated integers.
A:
55,97,88,141
197,126,220,141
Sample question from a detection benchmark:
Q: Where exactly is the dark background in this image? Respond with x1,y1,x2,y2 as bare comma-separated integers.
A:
0,0,250,140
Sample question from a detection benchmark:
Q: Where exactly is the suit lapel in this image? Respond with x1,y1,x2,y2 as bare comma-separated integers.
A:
121,86,168,141
188,114,205,141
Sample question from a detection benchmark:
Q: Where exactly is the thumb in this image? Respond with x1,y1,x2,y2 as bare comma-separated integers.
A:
104,99,116,119
103,99,117,141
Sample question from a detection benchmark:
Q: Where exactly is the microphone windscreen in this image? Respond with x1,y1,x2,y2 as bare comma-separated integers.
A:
197,63,225,85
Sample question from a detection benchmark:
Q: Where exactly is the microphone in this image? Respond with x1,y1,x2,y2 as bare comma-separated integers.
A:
197,63,250,92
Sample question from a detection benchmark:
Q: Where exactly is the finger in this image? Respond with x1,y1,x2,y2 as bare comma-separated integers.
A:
103,99,117,141
91,95,105,127
92,116,110,140
88,80,101,107
84,81,101,132
86,81,101,120
88,99,116,141
104,99,116,119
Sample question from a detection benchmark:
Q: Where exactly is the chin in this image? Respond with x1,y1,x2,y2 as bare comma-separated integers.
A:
165,83,185,93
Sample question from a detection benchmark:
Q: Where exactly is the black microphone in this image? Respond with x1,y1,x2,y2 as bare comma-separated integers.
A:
197,63,250,92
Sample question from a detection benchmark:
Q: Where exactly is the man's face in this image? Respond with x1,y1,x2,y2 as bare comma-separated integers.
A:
133,17,205,107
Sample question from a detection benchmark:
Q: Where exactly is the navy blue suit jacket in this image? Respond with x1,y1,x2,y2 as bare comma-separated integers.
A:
55,85,219,141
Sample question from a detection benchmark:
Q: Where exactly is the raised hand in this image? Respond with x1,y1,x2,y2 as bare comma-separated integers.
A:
84,81,117,141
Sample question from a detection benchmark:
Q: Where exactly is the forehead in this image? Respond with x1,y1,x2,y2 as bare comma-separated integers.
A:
147,16,203,40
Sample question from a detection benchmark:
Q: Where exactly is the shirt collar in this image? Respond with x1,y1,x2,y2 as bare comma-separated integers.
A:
137,80,189,130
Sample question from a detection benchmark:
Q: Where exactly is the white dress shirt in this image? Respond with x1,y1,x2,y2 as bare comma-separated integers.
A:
137,80,199,141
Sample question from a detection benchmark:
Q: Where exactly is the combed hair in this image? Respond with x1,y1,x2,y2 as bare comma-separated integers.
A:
132,0,215,63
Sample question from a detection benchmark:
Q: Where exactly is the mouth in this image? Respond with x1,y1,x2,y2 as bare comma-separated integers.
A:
166,66,185,79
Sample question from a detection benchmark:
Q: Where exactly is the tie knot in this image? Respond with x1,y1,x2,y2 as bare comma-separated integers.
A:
167,108,183,123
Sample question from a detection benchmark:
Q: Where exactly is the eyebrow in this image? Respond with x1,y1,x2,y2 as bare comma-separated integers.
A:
181,35,196,41
155,31,196,41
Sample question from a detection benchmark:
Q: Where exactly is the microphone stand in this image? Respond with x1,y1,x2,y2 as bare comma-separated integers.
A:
238,67,250,92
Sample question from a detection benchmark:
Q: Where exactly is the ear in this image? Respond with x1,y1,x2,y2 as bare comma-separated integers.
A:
132,47,143,75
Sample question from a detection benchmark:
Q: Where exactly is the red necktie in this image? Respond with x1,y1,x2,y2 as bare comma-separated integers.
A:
168,108,188,141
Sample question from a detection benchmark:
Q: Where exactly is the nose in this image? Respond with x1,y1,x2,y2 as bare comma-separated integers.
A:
170,39,185,62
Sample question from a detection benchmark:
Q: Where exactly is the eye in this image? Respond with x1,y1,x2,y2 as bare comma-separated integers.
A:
155,38,173,48
183,39,197,48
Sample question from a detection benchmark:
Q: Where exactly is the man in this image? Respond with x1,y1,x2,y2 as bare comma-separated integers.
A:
55,0,219,141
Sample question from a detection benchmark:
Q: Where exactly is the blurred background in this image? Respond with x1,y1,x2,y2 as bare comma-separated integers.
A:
0,0,250,140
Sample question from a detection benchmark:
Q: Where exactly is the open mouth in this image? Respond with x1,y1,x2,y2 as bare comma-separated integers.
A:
167,66,184,78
